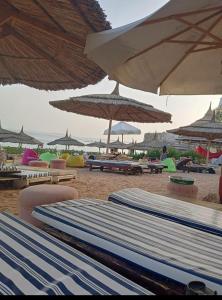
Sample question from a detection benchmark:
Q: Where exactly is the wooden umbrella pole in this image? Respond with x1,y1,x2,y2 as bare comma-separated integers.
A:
206,140,211,165
106,119,112,154
122,134,124,154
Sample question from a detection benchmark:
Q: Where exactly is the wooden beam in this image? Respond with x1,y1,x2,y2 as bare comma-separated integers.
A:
10,27,85,85
192,45,222,53
159,14,222,87
167,40,220,46
126,9,222,63
176,17,222,43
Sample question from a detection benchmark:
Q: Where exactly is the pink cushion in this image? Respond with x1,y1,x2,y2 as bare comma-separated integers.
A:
22,148,39,165
50,159,66,169
18,184,79,227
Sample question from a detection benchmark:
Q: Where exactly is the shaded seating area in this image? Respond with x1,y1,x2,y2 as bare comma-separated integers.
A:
32,199,222,294
0,212,150,295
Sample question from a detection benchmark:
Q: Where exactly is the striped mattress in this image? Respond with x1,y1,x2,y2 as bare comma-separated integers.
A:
0,212,151,295
108,188,222,236
32,199,222,294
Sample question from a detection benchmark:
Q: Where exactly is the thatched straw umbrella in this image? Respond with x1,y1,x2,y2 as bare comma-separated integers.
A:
1,126,42,147
168,106,222,163
108,138,128,151
0,0,110,90
86,140,106,153
48,130,84,150
0,121,17,140
50,82,172,153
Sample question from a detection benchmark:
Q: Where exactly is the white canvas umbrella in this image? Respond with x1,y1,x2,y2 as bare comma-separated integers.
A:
104,121,141,145
85,0,222,95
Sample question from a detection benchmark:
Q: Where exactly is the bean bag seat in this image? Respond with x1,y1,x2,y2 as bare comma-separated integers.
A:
167,182,198,198
40,152,57,163
50,159,66,169
60,153,70,160
29,160,49,168
67,155,85,168
161,158,176,173
18,184,79,228
21,148,39,165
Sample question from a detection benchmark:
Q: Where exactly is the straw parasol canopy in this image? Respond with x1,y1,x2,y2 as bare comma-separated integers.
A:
50,82,172,153
0,126,42,146
85,0,222,95
104,121,141,144
0,0,111,90
108,138,127,150
48,130,84,150
86,139,106,153
168,104,222,162
0,121,17,140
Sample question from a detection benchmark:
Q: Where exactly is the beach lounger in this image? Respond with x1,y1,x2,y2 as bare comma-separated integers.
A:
86,159,143,175
32,199,222,295
109,188,222,237
0,212,151,295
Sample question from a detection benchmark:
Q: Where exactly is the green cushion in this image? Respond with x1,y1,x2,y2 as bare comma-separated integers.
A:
161,158,176,173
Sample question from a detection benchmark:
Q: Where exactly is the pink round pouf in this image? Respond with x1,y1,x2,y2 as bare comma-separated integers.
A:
29,160,49,168
50,159,66,169
167,182,198,198
18,184,79,228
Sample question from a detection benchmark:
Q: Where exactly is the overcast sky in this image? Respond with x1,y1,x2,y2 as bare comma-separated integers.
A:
0,0,221,143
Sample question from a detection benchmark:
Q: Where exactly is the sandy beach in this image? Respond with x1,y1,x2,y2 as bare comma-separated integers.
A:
1,167,221,215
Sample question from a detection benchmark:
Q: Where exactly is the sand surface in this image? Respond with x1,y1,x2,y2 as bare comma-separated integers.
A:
0,167,222,215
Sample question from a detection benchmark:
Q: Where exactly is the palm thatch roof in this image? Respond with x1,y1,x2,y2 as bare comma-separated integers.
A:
87,140,106,148
108,138,127,150
0,121,17,139
48,130,84,147
50,83,172,123
0,126,42,145
0,0,111,90
168,106,222,141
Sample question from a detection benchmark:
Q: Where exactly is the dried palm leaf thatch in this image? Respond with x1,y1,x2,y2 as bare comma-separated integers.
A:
48,130,84,147
1,126,42,145
0,0,111,90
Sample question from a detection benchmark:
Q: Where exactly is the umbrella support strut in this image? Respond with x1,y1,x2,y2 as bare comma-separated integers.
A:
106,119,112,154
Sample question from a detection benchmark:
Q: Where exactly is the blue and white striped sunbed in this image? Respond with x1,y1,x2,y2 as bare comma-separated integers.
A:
108,188,222,236
0,212,151,295
32,199,222,294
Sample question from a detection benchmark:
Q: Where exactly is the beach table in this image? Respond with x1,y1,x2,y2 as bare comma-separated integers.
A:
0,212,151,295
109,188,222,236
33,199,222,295
86,159,143,175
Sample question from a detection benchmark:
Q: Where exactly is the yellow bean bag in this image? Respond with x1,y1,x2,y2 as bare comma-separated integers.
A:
60,153,70,160
67,155,85,168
